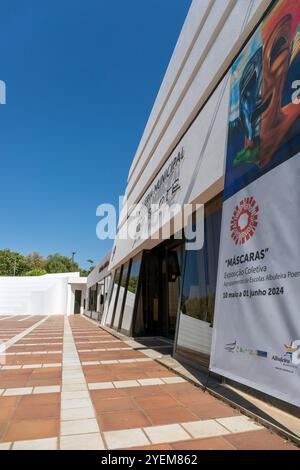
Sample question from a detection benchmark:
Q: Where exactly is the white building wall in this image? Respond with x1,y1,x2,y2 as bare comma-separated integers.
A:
111,0,273,270
120,0,272,224
0,273,86,316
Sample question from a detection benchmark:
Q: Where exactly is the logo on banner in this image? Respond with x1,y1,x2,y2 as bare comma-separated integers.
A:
230,197,259,245
224,340,268,359
225,341,237,352
284,341,300,365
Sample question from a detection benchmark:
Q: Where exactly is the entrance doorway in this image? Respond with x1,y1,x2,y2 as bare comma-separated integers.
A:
74,290,82,314
98,283,105,322
133,239,183,340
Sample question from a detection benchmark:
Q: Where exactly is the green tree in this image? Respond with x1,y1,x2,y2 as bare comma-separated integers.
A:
0,249,94,277
79,268,90,277
45,253,80,273
24,268,48,276
0,249,30,276
25,252,46,272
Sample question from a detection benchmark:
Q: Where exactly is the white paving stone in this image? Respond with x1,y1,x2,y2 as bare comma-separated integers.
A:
62,377,86,385
88,382,114,390
43,363,61,368
61,397,92,409
141,349,163,359
114,380,140,389
118,359,136,363
22,364,42,369
1,365,22,370
60,317,102,442
63,365,81,371
161,377,186,384
137,378,164,386
104,428,150,450
216,416,263,434
33,386,61,394
60,433,105,450
143,424,190,444
63,373,84,380
61,418,99,436
61,390,90,400
0,442,11,450
4,387,33,396
12,438,58,450
61,406,95,421
182,420,231,439
100,360,118,365
61,383,88,392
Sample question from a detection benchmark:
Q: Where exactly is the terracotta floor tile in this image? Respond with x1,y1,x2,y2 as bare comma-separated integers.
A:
124,385,169,398
115,372,149,381
83,365,110,373
0,378,28,388
84,368,116,377
171,437,237,450
90,388,128,400
145,370,175,379
4,418,59,442
112,363,139,370
0,423,8,440
146,406,198,425
160,383,198,394
172,390,217,406
31,369,61,378
26,377,61,387
0,370,31,378
13,403,60,421
18,393,60,407
224,429,298,450
0,396,20,409
0,406,16,423
134,394,179,410
86,375,119,383
189,402,239,420
93,397,137,413
97,410,151,431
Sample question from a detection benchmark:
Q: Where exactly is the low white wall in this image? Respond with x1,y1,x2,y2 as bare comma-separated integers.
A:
0,273,86,316
177,313,213,356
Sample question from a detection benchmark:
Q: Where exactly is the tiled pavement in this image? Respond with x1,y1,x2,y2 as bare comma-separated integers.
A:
0,315,298,450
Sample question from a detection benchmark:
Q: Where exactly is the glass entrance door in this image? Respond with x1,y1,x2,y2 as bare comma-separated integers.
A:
98,283,104,322
166,244,182,338
74,290,82,314
133,240,183,339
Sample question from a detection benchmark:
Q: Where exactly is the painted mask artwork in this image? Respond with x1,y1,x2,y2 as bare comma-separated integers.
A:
225,0,300,198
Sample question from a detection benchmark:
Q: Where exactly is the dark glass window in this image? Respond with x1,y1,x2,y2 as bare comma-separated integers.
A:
105,268,121,325
112,262,130,328
89,284,97,311
177,195,222,365
121,254,142,333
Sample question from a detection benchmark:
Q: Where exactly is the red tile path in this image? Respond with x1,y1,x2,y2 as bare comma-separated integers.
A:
0,314,298,450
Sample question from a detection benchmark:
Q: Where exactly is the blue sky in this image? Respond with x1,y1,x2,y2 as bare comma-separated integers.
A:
0,0,191,269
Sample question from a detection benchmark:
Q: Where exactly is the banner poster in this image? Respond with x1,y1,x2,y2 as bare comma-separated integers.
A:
210,0,300,407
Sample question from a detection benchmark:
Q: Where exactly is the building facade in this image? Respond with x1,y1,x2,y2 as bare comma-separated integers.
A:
98,0,300,409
